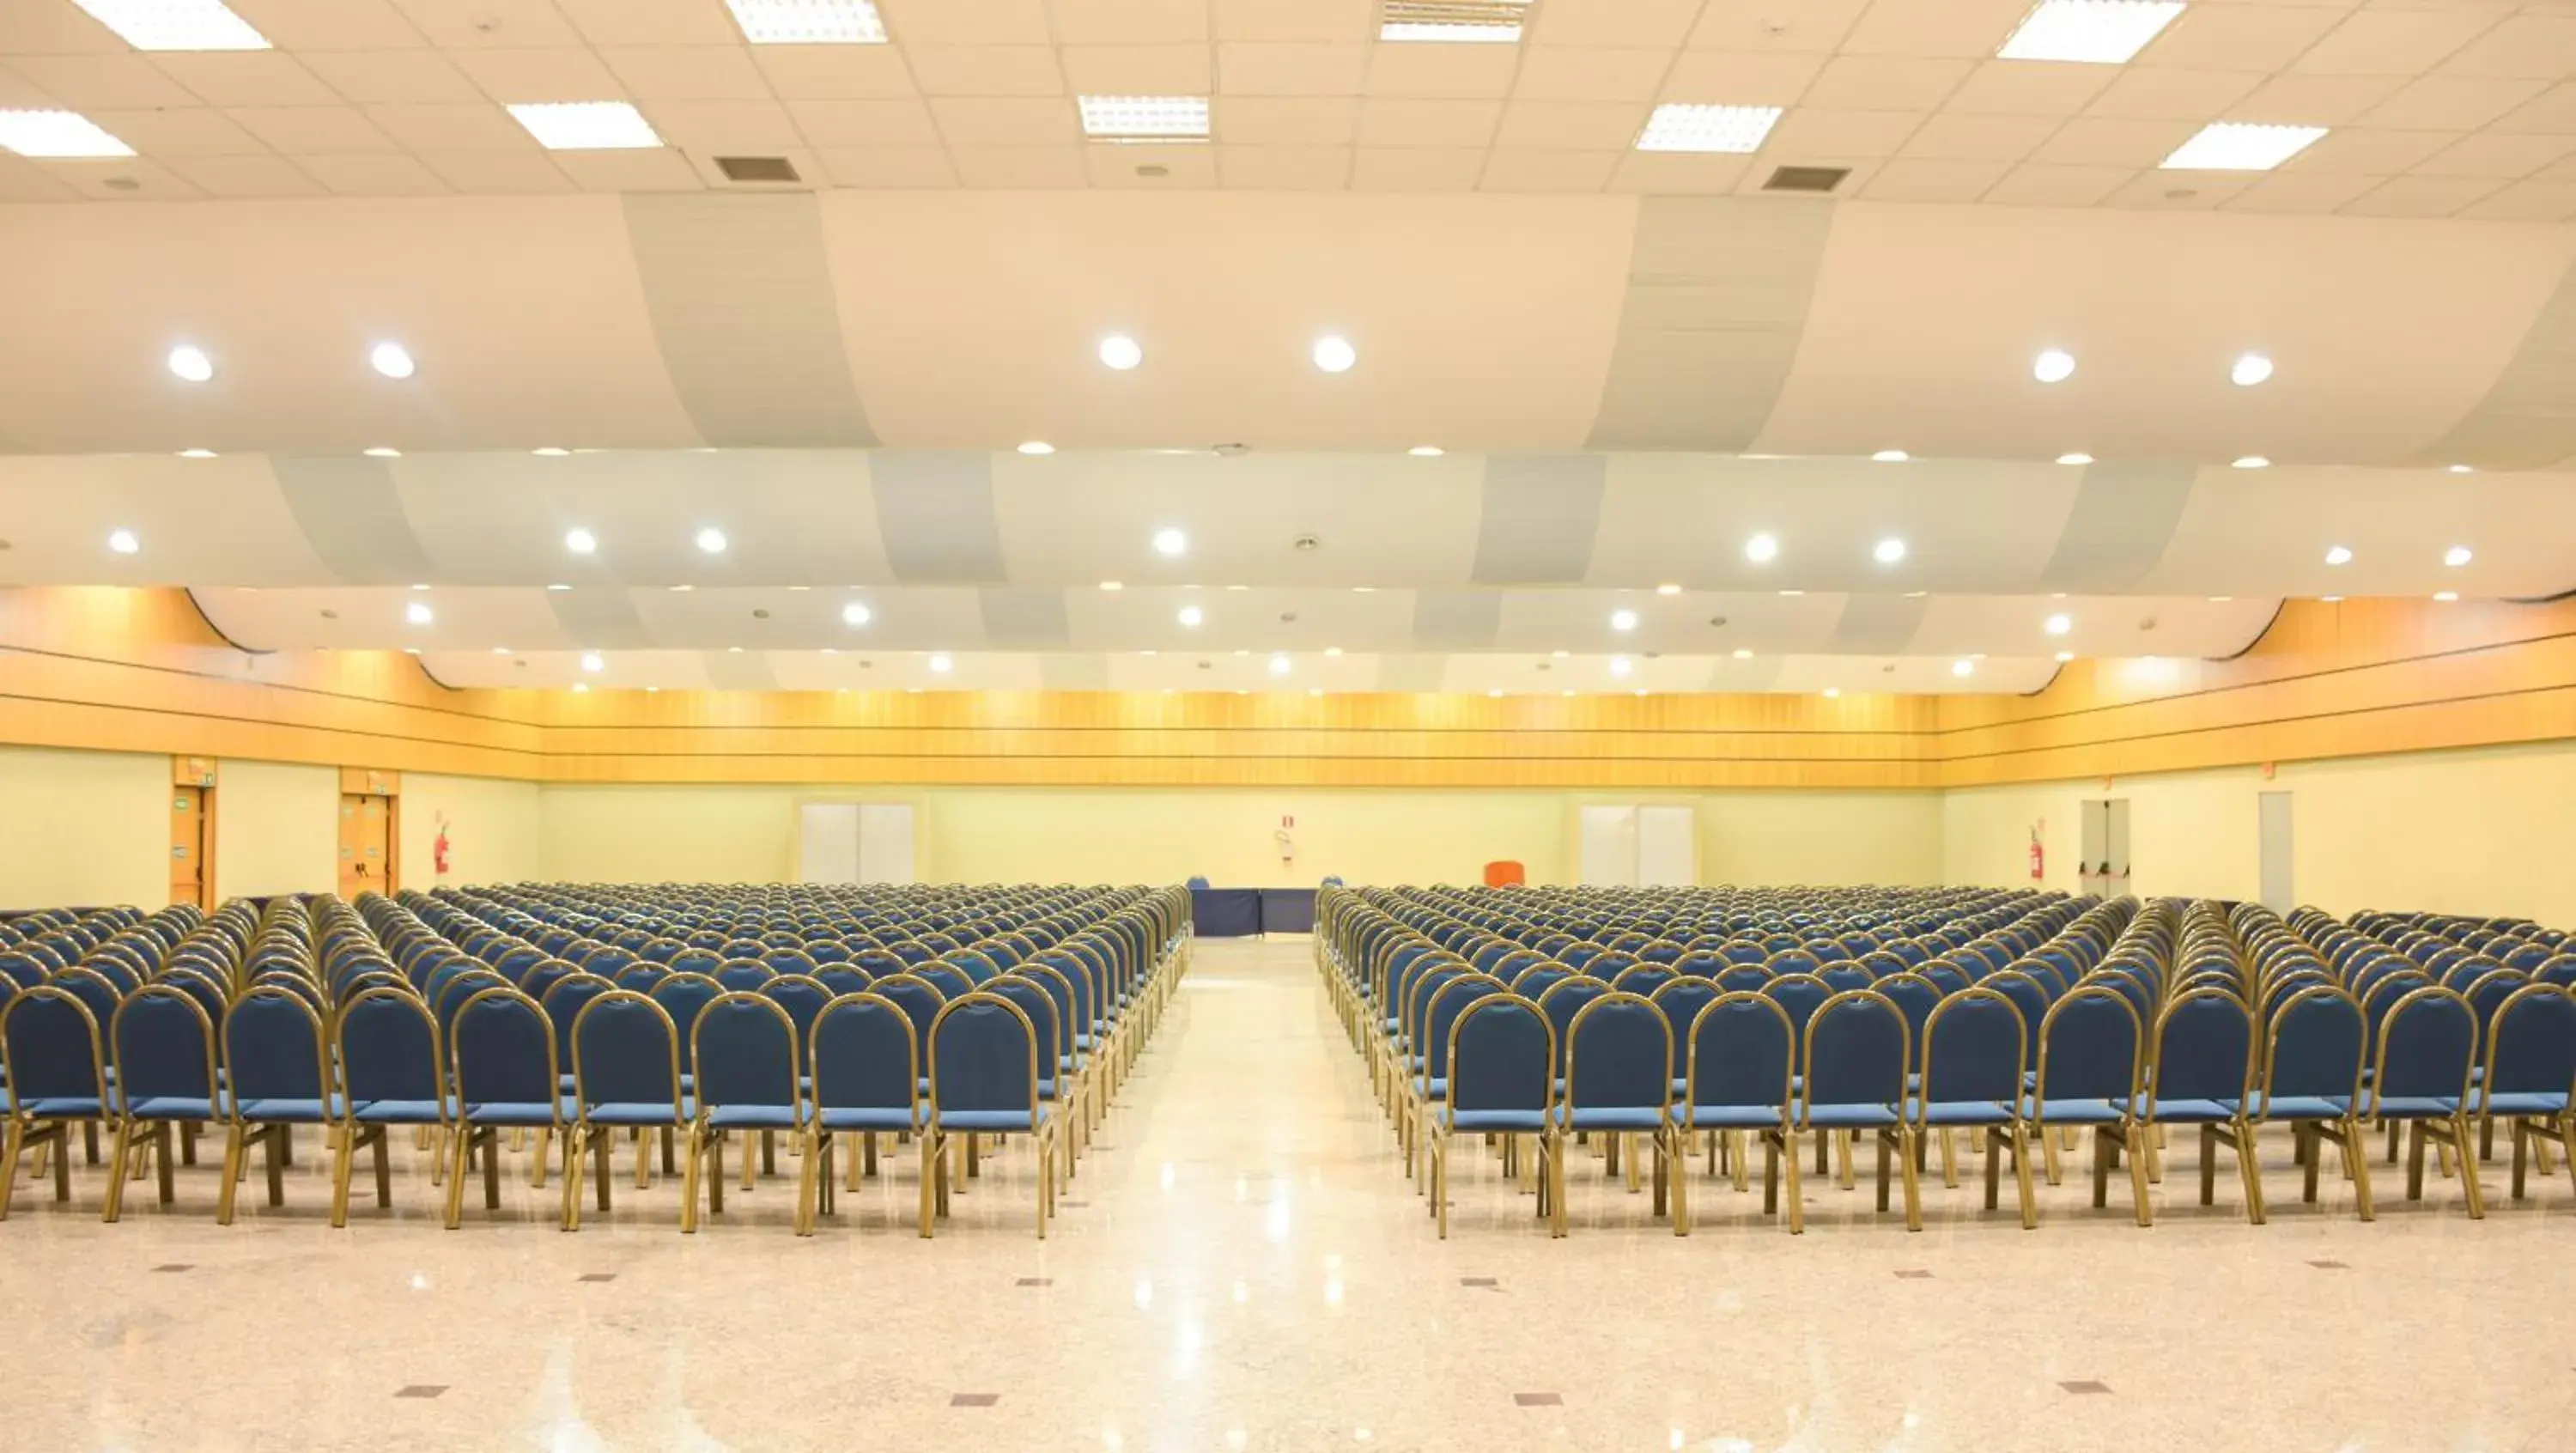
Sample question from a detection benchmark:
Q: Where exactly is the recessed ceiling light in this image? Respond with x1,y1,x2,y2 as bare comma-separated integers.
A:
2324,544,2353,566
368,342,415,379
2433,591,2459,602
726,646,744,654
928,654,953,673
2163,123,2327,172
1779,589,1805,597
1743,532,1779,564
1608,656,1632,677
1409,446,1443,457
1017,441,1054,455
696,526,727,554
1871,449,1909,463
1312,335,1357,374
68,0,270,51
2032,348,2076,384
1324,646,1344,658
2232,456,2269,470
1550,649,1568,659
2208,595,2233,603
1873,538,1907,564
2230,352,2274,387
1099,581,1123,592
2044,612,2072,636
1151,526,1187,556
2057,453,2093,465
2056,650,2075,663
2443,545,2472,567
166,344,213,383
548,583,571,592
1609,609,1638,632
1485,688,1502,698
1078,94,1210,141
841,601,872,627
1655,583,1682,596
533,447,569,457
2322,595,2343,603
1381,0,1530,43
1822,687,1840,699
1224,584,1249,592
1953,660,1974,678
1732,648,1753,660
1269,655,1291,676
178,448,216,459
1996,0,2184,64
0,109,135,158
491,646,510,655
107,528,139,555
405,601,434,626
562,527,597,555
571,681,589,694
1352,586,1375,593
1099,335,1144,370
580,652,604,672
1177,605,1204,627
507,101,663,151
1635,103,1783,154
1309,687,1324,696
723,0,887,44
363,447,400,459
2446,464,2474,475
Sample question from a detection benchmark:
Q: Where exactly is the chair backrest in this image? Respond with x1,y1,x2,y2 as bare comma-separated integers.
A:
1800,990,1908,1118
1873,971,1941,1067
870,973,949,1050
2035,984,2143,1104
693,993,799,1111
1420,972,1506,1083
914,964,973,1000
112,984,220,1106
0,986,109,1105
158,964,231,1037
1761,972,1832,1072
222,985,328,1104
714,960,777,993
758,974,834,1049
1446,994,1552,1116
572,990,684,1115
1713,964,1771,994
984,976,1061,1073
2372,986,2477,1102
810,993,920,1115
337,988,441,1107
1683,991,1793,1121
2483,982,2576,1098
1981,970,2051,1070
1562,992,1672,1114
929,993,1041,1117
647,972,723,1072
2263,986,2366,1103
2151,988,2256,1105
1533,976,1611,1079
1648,978,1721,1049
815,966,877,999
49,966,123,1042
450,986,561,1115
1919,987,2026,1107
1610,964,1679,999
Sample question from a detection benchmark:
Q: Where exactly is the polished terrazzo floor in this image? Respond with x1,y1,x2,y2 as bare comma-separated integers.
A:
2,936,2571,1452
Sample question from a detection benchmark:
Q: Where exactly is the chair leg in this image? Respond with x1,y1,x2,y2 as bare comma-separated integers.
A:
444,1126,471,1230
1783,1129,1806,1236
917,1130,939,1238
1761,1131,1779,1217
680,1122,702,1233
1982,1123,2002,1211
744,1130,759,1194
330,1124,359,1228
1940,1126,1959,1189
2124,1126,2152,1227
264,1125,286,1208
1874,1128,1892,1213
2234,1122,2267,1225
530,1127,550,1189
1670,1129,1690,1237
216,1122,245,1225
2041,1120,2063,1186
2452,1116,2485,1219
155,1125,177,1206
2344,1122,2374,1221
562,1128,586,1231
1896,1126,1922,1232
100,1120,132,1224
2009,1124,2038,1231
2406,1121,2427,1201
0,1119,22,1223
485,1125,504,1211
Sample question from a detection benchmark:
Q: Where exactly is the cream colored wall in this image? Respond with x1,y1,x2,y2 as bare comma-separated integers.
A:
1701,791,1944,887
213,758,338,898
402,773,543,891
540,784,818,884
0,744,169,908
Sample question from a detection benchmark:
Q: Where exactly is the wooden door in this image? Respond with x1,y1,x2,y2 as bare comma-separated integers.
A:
337,793,393,898
169,786,209,909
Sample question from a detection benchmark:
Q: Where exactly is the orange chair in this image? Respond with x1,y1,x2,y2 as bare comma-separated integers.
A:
1483,860,1526,888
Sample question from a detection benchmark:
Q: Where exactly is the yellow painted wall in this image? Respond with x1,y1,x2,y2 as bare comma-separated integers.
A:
402,773,544,892
213,758,338,898
1701,791,1944,887
0,744,169,908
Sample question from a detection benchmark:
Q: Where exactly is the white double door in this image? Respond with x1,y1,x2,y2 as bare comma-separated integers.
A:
797,802,916,885
1577,805,1696,887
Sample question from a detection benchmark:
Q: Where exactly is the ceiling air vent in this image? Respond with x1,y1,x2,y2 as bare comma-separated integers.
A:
714,155,801,184
1764,165,1850,194
1380,1,1532,43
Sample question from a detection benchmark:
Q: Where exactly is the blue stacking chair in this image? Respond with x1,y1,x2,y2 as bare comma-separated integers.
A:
1649,977,1722,1102
446,986,568,1229
2142,988,2264,1223
715,960,775,993
925,993,1058,1239
690,993,805,1231
805,992,926,1229
217,986,338,1225
1425,992,1553,1239
2366,986,2483,1218
815,966,876,999
2031,985,2151,1225
568,990,693,1231
105,985,224,1223
0,987,112,1219
2256,985,2374,1221
1670,992,1797,1234
2476,983,2576,1201
1553,992,1675,1236
1798,990,1920,1231
1915,987,2034,1228
332,987,447,1226
916,964,974,1000
1406,972,1504,1183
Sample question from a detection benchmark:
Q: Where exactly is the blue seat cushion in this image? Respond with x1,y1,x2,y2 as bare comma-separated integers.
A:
1669,1077,1688,1097
1917,1099,2014,1127
2366,1094,2461,1119
2139,1097,2239,1123
126,1094,225,1122
2029,1097,2126,1125
938,1109,1048,1132
352,1098,448,1124
17,1095,107,1118
239,1094,347,1122
708,1103,807,1130
1552,1105,1667,1131
1801,1103,1900,1128
1439,1107,1547,1131
2248,1091,2352,1120
2472,1089,2570,1116
460,1100,562,1127
817,1106,920,1131
1419,1078,1446,1101
581,1099,693,1125
1674,1104,1787,1128
1075,1035,1095,1051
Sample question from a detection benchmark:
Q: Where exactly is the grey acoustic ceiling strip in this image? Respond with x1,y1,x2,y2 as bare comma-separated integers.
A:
1378,654,1450,692
623,193,877,447
701,649,780,690
270,456,437,585
1584,197,1838,451
1471,455,1606,584
2037,460,2195,593
1828,593,1931,654
871,452,1007,583
1039,654,1110,690
545,586,652,648
979,587,1071,647
1411,590,1504,649
2419,252,2576,469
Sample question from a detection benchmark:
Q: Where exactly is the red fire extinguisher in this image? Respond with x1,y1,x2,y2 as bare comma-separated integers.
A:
2028,825,2044,881
434,819,452,877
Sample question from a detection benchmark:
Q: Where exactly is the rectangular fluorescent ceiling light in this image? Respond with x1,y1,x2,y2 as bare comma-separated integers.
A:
1996,0,2185,64
0,109,135,158
507,102,664,151
1635,104,1783,154
723,0,886,44
1078,94,1209,142
2160,121,2328,171
70,0,269,50
1381,1,1532,42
